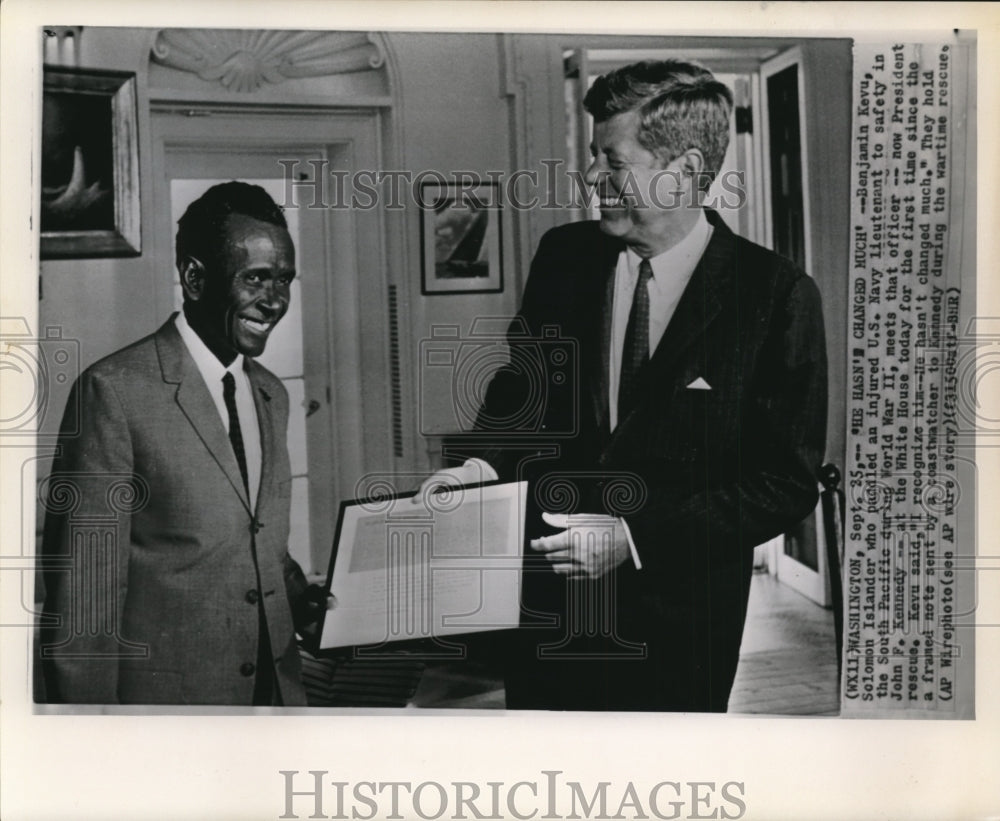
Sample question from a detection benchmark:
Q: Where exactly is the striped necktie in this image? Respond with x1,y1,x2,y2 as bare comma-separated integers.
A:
618,258,653,421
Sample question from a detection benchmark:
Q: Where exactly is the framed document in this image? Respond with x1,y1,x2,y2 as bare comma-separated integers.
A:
319,481,528,650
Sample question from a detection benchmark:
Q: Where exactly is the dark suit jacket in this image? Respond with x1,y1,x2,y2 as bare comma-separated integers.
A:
476,210,828,711
40,316,310,705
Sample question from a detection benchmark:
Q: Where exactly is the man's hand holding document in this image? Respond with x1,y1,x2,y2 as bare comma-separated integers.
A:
319,468,527,650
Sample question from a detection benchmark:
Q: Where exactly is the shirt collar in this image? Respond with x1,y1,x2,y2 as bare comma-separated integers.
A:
625,209,712,284
174,310,246,386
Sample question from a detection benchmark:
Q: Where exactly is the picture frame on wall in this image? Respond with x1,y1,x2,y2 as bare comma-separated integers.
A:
420,181,502,294
40,66,141,259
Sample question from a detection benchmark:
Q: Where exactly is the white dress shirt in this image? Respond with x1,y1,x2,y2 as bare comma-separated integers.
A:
608,211,713,432
456,214,715,572
175,312,263,510
607,212,713,568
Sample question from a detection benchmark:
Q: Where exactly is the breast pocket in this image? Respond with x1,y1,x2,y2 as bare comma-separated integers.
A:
650,387,713,463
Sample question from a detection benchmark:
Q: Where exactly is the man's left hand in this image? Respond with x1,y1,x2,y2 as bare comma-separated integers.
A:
298,584,337,631
530,512,631,579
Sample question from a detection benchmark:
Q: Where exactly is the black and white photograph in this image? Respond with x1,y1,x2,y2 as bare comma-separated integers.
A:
0,2,997,820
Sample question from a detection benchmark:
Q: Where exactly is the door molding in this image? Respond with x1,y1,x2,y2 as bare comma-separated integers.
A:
759,46,814,272
149,105,397,573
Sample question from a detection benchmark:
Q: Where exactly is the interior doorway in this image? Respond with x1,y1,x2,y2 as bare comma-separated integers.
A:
150,106,392,575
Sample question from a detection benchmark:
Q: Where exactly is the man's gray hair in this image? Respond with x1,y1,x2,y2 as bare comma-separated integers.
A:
584,59,734,190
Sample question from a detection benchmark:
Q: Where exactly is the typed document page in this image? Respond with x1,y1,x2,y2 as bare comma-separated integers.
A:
320,481,528,649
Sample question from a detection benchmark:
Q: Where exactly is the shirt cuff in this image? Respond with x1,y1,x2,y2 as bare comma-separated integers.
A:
461,457,499,484
620,517,643,570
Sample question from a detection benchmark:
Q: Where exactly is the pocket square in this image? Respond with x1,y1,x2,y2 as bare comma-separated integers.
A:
686,377,712,390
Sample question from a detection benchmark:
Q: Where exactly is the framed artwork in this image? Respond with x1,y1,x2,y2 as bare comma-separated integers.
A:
40,66,141,258
420,181,502,294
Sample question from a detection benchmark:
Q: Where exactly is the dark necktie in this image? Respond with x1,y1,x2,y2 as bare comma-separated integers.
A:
222,371,249,497
618,258,653,421
222,370,277,705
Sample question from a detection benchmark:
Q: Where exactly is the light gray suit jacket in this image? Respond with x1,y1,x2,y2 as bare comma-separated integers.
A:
41,316,309,705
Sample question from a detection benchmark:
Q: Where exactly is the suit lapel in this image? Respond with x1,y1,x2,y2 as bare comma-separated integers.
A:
587,235,624,435
155,318,252,514
614,210,738,431
645,213,736,378
246,360,275,517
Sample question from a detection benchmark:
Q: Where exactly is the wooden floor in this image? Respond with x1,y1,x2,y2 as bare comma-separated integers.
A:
728,572,840,716
411,571,841,715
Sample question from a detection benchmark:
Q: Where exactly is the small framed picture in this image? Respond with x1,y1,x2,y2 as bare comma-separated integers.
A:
40,66,141,259
420,181,502,294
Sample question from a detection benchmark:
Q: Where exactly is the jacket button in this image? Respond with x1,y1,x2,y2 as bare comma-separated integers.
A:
252,519,265,534
240,662,256,677
245,589,260,605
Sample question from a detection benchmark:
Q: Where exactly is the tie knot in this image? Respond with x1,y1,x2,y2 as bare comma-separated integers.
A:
222,371,236,397
638,258,653,283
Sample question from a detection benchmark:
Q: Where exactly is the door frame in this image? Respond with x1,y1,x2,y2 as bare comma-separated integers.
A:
149,104,393,574
759,45,814,272
757,47,829,606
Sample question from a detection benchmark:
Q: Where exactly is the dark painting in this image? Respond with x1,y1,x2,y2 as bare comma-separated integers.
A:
41,91,115,232
40,67,140,258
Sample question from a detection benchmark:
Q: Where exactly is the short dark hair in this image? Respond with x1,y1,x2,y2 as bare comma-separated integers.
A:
175,181,288,275
584,59,734,189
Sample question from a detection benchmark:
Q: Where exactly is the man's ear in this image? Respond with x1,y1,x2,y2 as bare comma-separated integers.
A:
678,148,706,189
178,256,207,303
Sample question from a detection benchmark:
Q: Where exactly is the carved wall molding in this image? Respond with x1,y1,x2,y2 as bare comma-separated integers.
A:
150,29,386,92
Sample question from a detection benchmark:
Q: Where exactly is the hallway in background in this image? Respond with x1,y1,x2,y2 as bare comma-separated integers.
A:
728,572,839,715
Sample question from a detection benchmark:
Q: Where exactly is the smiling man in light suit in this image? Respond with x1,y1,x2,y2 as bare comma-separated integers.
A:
41,182,326,706
427,59,828,711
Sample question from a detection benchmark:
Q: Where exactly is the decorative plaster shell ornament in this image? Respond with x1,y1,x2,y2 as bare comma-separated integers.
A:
151,29,385,92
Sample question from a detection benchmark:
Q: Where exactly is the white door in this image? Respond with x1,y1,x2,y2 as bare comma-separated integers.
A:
150,107,391,576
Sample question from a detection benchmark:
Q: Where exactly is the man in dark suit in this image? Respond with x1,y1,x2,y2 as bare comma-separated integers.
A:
40,182,326,705
426,59,827,711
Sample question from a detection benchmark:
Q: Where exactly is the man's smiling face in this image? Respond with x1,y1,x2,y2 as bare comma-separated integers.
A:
585,109,690,257
185,212,295,365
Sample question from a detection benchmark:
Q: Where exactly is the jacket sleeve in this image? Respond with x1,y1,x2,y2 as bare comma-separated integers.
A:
473,228,566,476
624,273,828,572
282,552,314,633
41,370,135,704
